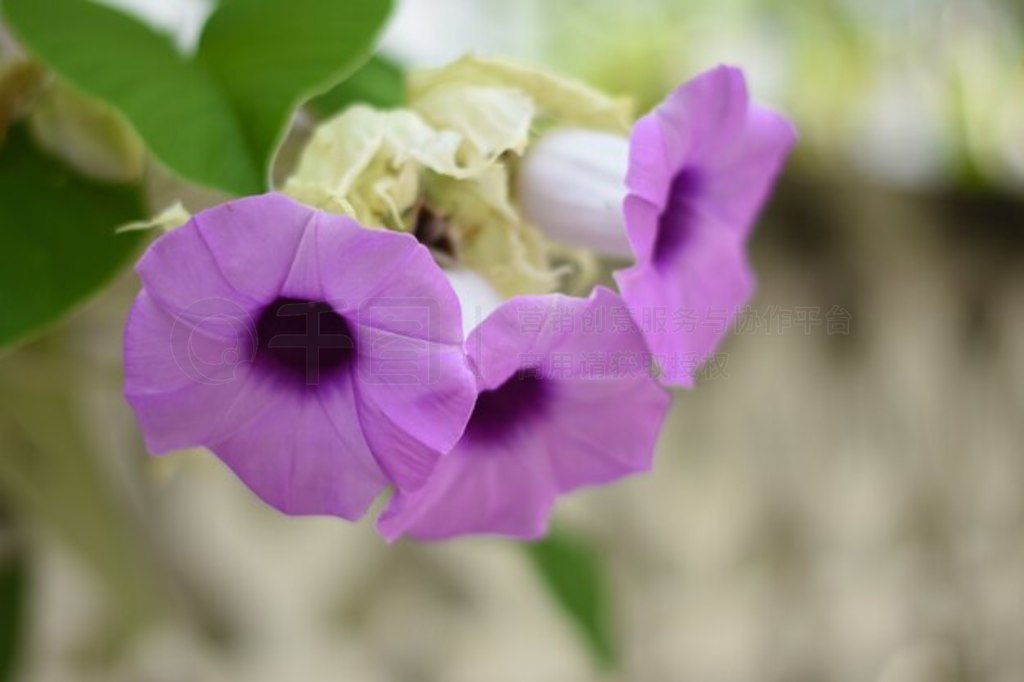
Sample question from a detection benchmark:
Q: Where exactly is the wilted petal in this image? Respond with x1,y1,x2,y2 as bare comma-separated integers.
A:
409,55,634,134
414,85,535,165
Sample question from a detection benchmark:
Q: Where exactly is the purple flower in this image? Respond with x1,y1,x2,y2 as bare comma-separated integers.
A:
378,287,671,541
124,193,476,519
614,65,796,387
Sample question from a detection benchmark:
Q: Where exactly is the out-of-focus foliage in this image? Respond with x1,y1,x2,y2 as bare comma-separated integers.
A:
196,0,394,186
0,125,143,349
0,550,24,682
307,54,406,119
3,0,394,195
527,529,616,669
0,60,41,137
385,0,1024,193
28,80,146,184
554,0,1024,191
0,335,163,641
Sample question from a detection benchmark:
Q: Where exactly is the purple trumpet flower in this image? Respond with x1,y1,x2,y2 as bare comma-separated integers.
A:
519,65,796,387
378,287,671,541
615,65,796,386
124,193,476,519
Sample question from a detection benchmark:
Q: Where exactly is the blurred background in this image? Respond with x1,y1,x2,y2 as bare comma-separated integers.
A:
2,0,1023,680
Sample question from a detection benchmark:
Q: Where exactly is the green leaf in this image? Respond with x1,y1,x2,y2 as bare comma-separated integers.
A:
526,529,617,669
0,550,26,682
4,0,394,196
0,124,145,349
198,0,395,170
307,54,406,119
4,0,259,195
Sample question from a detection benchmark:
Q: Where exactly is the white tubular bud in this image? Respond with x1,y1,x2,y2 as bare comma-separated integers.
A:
444,267,504,337
517,127,632,258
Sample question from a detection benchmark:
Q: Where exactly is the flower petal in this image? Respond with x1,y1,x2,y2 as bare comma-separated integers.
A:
277,208,325,300
695,105,797,236
135,215,260,325
545,377,668,490
126,194,477,520
625,109,674,213
192,193,319,303
124,290,254,453
352,324,475,492
655,64,750,168
313,217,478,492
541,287,670,487
623,65,750,262
379,288,670,541
377,435,558,541
313,219,464,345
208,375,388,519
615,218,753,387
465,294,579,388
621,192,666,267
409,54,634,134
618,66,793,387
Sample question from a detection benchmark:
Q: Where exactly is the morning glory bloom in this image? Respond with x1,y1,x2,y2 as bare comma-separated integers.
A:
519,65,796,387
615,66,796,386
378,287,671,541
123,193,476,519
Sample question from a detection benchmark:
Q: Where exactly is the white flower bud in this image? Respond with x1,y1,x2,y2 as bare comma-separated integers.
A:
444,267,503,336
517,127,632,258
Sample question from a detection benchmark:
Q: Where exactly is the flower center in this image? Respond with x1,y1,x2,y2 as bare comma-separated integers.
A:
254,297,355,385
413,207,455,258
652,168,702,265
464,368,549,443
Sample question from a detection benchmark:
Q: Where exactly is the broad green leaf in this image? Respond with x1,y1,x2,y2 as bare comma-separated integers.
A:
198,0,394,167
307,54,406,119
4,0,394,196
4,0,259,194
0,124,144,349
526,529,617,669
28,80,147,184
0,550,25,682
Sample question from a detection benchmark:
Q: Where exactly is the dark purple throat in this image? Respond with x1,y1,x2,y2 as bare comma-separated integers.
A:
464,368,549,443
254,297,355,385
652,168,702,266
